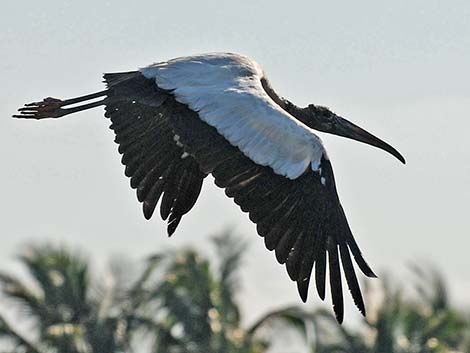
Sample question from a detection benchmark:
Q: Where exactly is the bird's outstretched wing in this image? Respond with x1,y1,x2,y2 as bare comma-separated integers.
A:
136,54,377,321
104,53,376,321
161,95,376,323
103,72,207,236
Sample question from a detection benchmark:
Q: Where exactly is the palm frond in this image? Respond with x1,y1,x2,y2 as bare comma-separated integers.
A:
18,245,91,322
151,250,214,351
212,232,247,327
0,273,45,317
0,313,45,353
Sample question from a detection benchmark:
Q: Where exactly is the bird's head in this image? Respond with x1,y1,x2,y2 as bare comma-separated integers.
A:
305,104,406,164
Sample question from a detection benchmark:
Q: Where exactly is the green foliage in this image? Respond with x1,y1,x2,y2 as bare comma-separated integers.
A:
0,245,135,353
311,269,470,353
0,234,314,353
140,232,313,353
0,237,468,353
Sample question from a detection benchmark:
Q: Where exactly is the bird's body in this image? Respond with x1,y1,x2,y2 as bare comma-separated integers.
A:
15,52,405,323
141,53,325,178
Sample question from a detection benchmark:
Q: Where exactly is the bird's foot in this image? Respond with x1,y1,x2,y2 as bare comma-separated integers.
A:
13,97,65,119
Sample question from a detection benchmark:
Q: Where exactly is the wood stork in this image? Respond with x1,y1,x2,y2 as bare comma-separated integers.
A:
14,53,405,322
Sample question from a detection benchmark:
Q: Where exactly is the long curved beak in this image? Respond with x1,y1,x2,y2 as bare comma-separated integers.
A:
333,116,406,164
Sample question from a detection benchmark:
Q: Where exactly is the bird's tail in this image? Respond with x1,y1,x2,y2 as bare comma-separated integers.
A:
103,71,139,87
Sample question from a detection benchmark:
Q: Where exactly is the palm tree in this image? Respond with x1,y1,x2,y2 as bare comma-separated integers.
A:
0,245,157,353
133,232,316,353
4,235,467,353
310,268,470,353
0,234,317,353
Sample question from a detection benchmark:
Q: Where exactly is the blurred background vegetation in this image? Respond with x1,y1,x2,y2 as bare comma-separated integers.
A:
0,232,468,353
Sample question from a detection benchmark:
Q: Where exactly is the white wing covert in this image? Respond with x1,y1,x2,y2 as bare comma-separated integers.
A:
141,53,325,179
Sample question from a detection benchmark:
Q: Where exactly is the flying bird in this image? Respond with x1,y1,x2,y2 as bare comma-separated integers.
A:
14,53,405,322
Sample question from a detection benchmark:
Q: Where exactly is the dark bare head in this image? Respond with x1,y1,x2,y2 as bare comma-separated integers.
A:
296,104,406,164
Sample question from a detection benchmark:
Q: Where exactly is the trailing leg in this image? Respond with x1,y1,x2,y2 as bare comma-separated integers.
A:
13,90,108,119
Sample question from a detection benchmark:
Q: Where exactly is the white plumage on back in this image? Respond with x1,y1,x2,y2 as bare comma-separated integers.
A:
141,53,325,179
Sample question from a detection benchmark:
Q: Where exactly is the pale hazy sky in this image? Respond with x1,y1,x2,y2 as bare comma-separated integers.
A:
1,0,469,328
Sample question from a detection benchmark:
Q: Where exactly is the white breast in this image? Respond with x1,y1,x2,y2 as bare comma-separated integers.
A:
141,53,325,179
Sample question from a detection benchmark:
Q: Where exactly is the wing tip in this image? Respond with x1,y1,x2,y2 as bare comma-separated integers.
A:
167,215,181,237
317,286,326,301
353,295,366,317
334,307,344,324
297,278,309,303
142,201,155,220
358,259,378,278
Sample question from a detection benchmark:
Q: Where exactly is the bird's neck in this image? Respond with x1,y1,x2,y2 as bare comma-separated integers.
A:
260,77,312,127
